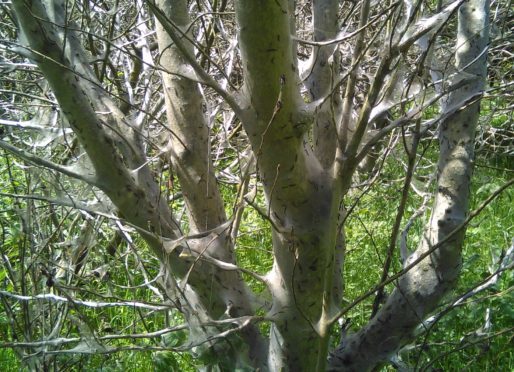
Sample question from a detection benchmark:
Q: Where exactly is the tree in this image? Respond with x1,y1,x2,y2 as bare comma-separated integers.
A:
0,0,511,370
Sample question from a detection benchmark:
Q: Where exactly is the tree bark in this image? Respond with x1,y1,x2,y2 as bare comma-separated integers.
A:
234,0,344,369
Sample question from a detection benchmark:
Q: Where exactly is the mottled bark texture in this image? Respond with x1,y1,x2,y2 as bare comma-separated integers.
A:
328,0,489,370
234,0,350,369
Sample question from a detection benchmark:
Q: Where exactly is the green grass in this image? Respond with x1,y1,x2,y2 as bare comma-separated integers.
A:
1,115,512,371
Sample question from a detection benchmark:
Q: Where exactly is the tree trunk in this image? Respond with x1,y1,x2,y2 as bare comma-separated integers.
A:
234,0,344,368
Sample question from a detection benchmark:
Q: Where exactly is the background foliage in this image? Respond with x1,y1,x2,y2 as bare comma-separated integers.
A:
0,0,512,370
